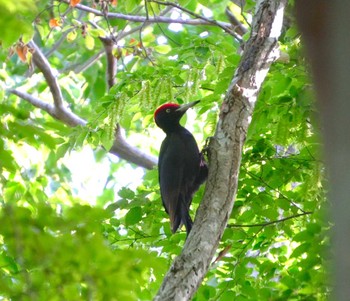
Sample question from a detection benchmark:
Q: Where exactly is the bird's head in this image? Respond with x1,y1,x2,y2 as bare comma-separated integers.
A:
154,100,200,132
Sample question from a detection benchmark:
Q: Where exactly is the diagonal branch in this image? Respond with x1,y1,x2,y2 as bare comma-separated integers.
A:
148,0,242,40
8,88,86,127
28,41,65,110
225,7,248,36
9,40,157,169
58,0,235,35
227,211,313,228
154,0,287,299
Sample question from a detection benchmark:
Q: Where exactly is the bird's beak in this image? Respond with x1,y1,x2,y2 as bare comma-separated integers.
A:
176,100,200,113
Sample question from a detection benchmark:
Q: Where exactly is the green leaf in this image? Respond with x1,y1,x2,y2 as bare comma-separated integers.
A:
66,30,77,42
154,45,172,54
3,181,26,202
84,35,95,50
125,207,142,226
56,142,70,160
118,187,135,199
290,243,311,258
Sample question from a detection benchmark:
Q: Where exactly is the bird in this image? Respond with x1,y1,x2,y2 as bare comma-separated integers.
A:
154,100,208,236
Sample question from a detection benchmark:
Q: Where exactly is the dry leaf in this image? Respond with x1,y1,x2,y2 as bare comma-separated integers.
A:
16,44,28,63
49,18,61,28
70,0,81,7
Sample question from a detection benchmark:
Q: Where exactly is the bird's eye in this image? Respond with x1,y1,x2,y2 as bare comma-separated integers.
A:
166,109,171,113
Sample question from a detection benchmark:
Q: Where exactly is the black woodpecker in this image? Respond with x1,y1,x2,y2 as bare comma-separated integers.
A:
154,101,208,235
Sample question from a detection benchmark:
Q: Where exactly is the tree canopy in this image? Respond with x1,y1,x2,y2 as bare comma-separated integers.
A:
0,0,330,300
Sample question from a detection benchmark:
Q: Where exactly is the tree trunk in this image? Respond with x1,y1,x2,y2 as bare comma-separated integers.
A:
296,1,350,300
154,0,288,300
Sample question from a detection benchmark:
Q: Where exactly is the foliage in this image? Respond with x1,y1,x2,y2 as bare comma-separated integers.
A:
1,0,329,300
0,0,37,47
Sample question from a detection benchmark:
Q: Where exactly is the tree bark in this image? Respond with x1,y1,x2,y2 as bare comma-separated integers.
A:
295,1,350,300
154,0,287,300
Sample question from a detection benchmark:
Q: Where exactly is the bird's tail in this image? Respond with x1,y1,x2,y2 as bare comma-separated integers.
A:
171,196,193,236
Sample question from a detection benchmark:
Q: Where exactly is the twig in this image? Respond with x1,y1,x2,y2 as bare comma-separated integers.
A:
45,10,85,57
149,0,242,41
244,167,308,214
63,50,105,73
45,29,73,57
213,226,264,301
58,0,236,36
227,211,313,228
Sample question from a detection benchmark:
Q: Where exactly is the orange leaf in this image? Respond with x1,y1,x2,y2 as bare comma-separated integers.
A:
70,0,81,6
16,44,28,63
49,18,61,28
129,38,139,46
111,0,118,6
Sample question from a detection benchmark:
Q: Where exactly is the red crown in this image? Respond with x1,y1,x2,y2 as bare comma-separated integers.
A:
154,103,180,118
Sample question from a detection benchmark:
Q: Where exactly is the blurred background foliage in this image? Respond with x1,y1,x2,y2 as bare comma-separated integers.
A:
0,0,329,300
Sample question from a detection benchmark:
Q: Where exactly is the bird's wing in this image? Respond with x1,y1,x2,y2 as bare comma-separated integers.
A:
158,135,185,232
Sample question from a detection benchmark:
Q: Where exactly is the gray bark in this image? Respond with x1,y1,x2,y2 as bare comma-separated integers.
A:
154,0,288,300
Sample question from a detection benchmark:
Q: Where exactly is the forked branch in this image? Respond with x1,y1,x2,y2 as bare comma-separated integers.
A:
9,40,157,169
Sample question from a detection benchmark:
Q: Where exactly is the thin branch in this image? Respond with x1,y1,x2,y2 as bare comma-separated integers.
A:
45,10,85,58
64,50,105,73
58,0,235,35
244,167,307,214
225,7,248,36
149,0,242,41
45,29,73,58
214,226,264,301
8,89,87,127
227,211,313,228
8,89,53,117
61,23,143,74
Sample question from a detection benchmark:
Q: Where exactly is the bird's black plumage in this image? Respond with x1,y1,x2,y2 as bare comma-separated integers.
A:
154,101,208,235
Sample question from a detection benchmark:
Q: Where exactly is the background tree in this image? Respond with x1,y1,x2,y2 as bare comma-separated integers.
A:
0,0,330,300
296,1,350,300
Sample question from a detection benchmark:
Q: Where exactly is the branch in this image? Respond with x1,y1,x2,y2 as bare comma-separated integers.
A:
227,212,313,228
225,7,248,36
110,126,157,170
99,36,158,170
100,36,117,88
8,89,86,127
62,50,105,73
154,0,287,299
148,0,242,40
28,41,65,109
58,0,235,35
61,24,142,74
9,40,86,127
243,167,307,213
9,41,157,169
